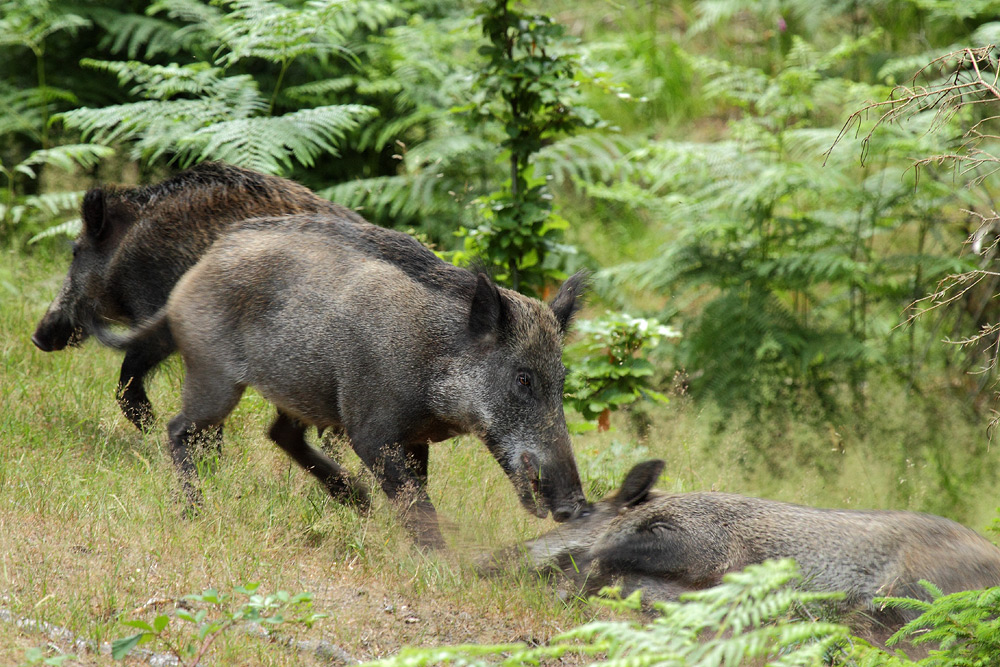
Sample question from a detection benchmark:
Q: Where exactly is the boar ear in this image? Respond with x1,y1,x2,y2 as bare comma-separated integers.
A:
550,270,588,335
469,273,509,342
82,187,135,247
614,459,665,508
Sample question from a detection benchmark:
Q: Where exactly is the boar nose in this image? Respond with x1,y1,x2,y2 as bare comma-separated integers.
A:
31,332,53,351
552,499,590,523
32,312,73,351
31,330,60,352
552,506,574,522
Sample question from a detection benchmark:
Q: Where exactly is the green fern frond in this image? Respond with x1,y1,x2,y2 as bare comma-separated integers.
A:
403,131,494,170
183,104,377,173
356,106,434,152
60,98,228,151
359,560,852,667
28,217,81,243
318,0,406,35
214,0,345,67
15,145,115,176
879,584,1000,661
0,0,90,51
89,8,193,60
282,77,355,102
147,0,223,28
80,59,227,99
535,133,640,185
689,53,769,109
322,171,458,222
59,69,374,173
355,78,405,97
22,190,83,216
0,85,47,139
579,180,670,216
690,0,848,36
784,127,853,161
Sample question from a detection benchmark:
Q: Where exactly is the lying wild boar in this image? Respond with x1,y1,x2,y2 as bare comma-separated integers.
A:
32,162,361,431
490,460,1000,641
94,214,588,546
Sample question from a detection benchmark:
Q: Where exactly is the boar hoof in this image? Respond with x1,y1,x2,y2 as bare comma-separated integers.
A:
119,398,156,433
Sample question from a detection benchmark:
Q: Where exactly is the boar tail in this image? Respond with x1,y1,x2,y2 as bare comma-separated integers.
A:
88,308,170,351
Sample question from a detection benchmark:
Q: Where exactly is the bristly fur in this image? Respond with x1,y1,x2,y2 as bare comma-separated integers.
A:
33,162,354,431
497,459,1000,650
84,208,589,546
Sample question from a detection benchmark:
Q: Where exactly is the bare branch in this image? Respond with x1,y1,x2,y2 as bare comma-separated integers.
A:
826,46,1000,167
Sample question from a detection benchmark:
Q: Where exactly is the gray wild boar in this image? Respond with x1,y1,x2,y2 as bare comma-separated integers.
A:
32,162,362,431
495,460,1000,643
94,214,589,547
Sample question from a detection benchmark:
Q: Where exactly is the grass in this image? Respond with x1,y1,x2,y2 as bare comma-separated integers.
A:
4,240,1000,665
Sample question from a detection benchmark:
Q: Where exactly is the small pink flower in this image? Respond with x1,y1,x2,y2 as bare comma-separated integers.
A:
778,16,787,32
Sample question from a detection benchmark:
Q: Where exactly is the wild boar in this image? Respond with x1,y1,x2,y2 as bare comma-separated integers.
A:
32,162,362,430
94,214,589,547
493,460,1000,643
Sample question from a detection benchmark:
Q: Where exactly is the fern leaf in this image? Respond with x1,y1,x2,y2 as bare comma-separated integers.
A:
79,59,228,99
0,0,90,51
17,145,115,174
147,0,223,27
89,8,193,59
0,85,46,140
29,217,82,244
403,131,494,170
212,0,356,67
282,77,356,103
317,0,406,35
23,191,86,217
535,133,641,185
183,104,377,173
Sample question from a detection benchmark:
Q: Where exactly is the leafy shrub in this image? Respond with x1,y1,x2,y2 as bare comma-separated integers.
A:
112,583,325,665
455,0,600,296
564,311,677,432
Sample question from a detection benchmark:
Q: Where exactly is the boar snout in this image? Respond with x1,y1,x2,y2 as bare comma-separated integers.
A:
555,500,592,522
551,497,589,522
517,450,588,522
32,311,80,351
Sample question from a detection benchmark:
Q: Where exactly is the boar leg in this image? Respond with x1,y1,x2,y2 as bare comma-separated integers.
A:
166,413,214,506
120,340,227,448
116,329,181,428
117,345,168,432
268,410,370,508
353,436,444,548
166,368,245,505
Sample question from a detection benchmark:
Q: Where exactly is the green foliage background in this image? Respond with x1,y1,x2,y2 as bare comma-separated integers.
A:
8,0,999,410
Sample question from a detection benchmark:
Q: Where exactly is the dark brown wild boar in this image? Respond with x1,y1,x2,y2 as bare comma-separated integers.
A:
32,162,363,431
490,460,1000,645
94,214,589,547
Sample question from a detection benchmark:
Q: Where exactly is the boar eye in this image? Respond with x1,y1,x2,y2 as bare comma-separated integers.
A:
516,372,531,388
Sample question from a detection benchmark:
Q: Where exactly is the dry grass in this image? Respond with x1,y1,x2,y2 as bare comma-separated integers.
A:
4,242,1000,665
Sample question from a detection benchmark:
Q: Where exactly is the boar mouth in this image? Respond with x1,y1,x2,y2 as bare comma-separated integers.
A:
66,326,88,347
517,451,550,519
